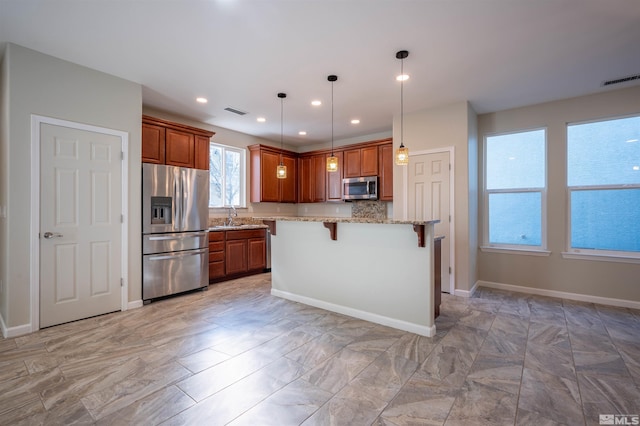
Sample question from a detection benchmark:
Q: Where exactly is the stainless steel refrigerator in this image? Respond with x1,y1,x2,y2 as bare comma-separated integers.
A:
142,163,209,301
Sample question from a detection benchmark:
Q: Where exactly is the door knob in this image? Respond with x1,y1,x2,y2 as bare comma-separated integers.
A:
43,232,63,239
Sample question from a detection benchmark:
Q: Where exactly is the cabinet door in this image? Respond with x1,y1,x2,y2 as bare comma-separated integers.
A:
343,149,361,178
378,143,393,201
226,239,247,275
142,123,165,164
326,151,344,201
298,156,313,203
194,135,210,170
260,150,281,202
360,146,379,176
165,129,195,168
280,154,297,203
248,238,266,271
313,155,326,202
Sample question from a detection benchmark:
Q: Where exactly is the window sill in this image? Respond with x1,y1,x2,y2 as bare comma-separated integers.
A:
480,246,551,256
562,251,640,265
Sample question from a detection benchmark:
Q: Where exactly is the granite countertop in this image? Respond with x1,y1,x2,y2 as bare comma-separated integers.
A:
209,224,269,232
255,216,439,225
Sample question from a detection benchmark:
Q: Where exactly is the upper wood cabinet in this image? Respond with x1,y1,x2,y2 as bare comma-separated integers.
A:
299,154,326,203
326,151,344,202
141,123,165,164
378,142,393,201
142,115,214,170
249,144,298,203
344,145,378,178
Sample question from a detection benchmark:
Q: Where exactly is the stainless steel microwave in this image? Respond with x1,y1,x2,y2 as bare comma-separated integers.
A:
342,176,378,200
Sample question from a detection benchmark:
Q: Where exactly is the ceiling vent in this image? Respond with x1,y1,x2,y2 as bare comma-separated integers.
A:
224,107,248,116
601,74,640,87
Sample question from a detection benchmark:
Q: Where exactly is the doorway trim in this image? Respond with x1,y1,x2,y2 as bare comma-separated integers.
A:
30,115,129,333
402,146,456,294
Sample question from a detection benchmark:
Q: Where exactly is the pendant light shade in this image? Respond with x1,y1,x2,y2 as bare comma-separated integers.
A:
276,92,287,179
395,50,410,166
326,75,339,172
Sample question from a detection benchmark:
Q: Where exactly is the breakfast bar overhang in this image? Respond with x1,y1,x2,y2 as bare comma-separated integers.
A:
260,217,439,337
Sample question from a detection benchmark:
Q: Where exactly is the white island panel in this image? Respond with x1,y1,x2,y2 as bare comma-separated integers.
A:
270,220,435,336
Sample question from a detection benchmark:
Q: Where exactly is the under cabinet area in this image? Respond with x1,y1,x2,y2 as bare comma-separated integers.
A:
209,228,267,283
142,115,215,170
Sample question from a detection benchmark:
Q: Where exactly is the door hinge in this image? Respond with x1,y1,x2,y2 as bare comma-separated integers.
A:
449,266,452,274
121,214,124,223
449,163,451,171
449,215,451,222
121,278,124,287
121,151,124,160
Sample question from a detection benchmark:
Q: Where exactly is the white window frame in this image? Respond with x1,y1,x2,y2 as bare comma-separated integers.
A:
481,128,549,256
563,115,640,263
209,142,246,208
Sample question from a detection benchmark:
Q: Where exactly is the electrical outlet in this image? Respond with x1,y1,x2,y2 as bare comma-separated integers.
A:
0,279,3,293
336,207,340,213
277,207,281,213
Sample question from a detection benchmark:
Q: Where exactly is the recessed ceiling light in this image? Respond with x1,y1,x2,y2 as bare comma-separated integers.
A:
633,166,640,171
257,117,266,123
311,100,322,106
196,97,208,104
351,119,360,124
396,74,409,82
626,139,638,143
299,131,307,136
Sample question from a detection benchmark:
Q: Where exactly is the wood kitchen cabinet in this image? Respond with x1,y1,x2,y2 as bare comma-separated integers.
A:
326,151,344,201
344,145,378,178
249,144,298,203
142,115,214,170
208,231,226,280
378,142,393,201
298,154,326,203
141,122,165,164
210,228,266,283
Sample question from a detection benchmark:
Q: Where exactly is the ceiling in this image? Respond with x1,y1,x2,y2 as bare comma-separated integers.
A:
1,0,640,147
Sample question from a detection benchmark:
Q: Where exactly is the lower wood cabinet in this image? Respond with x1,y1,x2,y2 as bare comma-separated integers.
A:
209,229,266,283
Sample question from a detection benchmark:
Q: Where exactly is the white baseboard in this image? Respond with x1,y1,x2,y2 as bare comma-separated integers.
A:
127,300,143,310
0,313,33,338
271,288,436,337
454,281,479,298
477,280,640,310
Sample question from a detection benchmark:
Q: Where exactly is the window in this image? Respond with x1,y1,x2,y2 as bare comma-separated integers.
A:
209,143,246,208
567,115,640,256
484,129,546,249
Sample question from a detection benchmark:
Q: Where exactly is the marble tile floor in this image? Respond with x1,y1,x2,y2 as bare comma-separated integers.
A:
1,273,640,425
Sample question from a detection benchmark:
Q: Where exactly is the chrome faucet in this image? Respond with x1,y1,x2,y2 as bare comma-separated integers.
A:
226,206,237,226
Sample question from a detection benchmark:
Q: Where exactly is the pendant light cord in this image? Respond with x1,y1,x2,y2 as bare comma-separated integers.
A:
280,95,284,164
400,56,404,148
328,75,337,155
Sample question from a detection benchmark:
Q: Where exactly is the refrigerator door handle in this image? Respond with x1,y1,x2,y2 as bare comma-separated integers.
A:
147,248,207,261
147,232,208,241
181,168,187,231
173,168,181,232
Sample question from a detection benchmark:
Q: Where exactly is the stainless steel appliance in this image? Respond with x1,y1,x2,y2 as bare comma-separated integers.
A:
342,176,378,200
142,164,209,301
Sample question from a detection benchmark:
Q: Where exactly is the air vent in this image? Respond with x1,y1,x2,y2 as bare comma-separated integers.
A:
602,74,640,87
224,107,248,116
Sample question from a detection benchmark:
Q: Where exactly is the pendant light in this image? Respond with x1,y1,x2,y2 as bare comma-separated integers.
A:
326,75,339,172
276,92,287,179
395,50,410,166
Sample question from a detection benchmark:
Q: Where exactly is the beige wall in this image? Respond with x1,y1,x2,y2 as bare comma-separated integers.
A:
477,86,640,301
0,44,141,332
392,101,478,292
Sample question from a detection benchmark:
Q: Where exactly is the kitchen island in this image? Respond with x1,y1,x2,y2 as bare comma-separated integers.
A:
258,217,439,337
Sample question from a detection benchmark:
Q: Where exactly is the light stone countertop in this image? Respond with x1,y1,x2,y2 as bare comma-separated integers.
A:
254,216,439,225
209,224,269,232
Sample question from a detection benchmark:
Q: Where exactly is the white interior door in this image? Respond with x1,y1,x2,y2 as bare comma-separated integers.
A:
407,151,452,293
40,123,122,328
